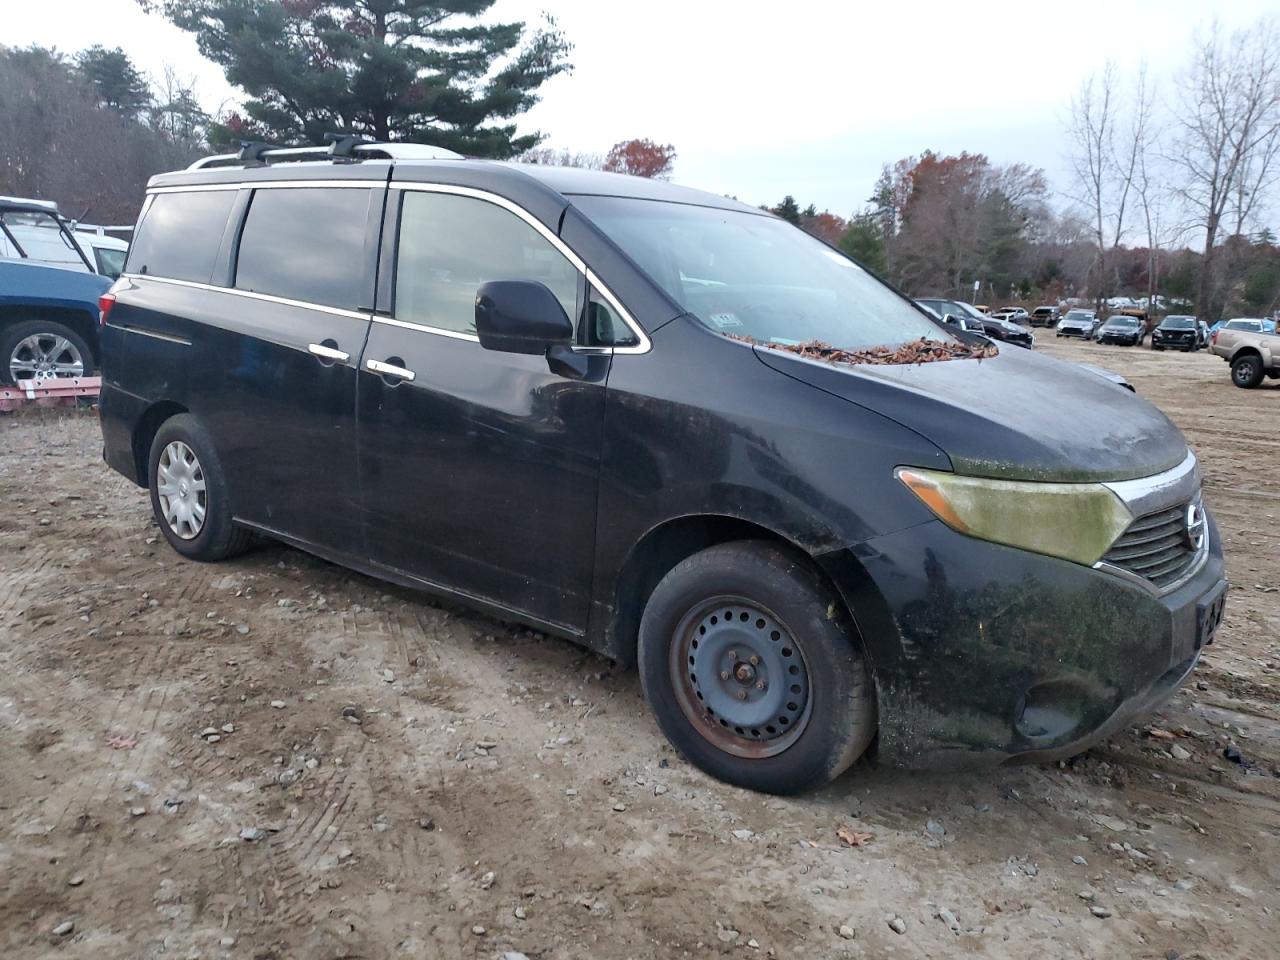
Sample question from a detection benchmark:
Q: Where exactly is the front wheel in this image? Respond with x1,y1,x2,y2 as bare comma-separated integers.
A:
0,320,95,386
638,541,876,794
1232,355,1265,389
148,414,251,561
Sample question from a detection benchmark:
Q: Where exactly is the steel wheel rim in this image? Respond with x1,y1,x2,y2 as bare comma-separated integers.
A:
669,596,813,759
156,441,207,540
9,333,84,383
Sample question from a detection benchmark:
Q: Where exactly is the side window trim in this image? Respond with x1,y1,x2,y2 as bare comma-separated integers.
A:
386,182,650,355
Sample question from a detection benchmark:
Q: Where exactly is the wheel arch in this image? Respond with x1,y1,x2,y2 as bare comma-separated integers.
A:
0,304,101,365
132,400,190,486
604,513,872,673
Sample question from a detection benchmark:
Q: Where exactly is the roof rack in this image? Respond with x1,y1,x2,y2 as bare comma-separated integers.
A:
188,137,464,171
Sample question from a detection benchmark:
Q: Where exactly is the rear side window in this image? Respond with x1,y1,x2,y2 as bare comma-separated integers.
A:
235,188,371,309
127,190,235,283
394,191,579,336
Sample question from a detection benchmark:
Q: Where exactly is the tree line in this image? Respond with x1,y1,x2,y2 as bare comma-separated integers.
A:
0,45,209,224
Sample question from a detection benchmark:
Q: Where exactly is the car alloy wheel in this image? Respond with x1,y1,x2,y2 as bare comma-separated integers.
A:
669,597,812,759
9,332,85,383
155,440,207,539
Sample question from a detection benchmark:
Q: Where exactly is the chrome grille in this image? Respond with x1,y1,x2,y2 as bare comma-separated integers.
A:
1102,502,1198,589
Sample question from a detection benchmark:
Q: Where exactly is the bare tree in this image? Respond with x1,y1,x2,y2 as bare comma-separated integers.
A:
1067,62,1148,310
516,146,603,169
1171,17,1280,318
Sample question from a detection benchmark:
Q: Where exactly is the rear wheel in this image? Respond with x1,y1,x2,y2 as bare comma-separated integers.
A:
1231,354,1265,389
148,414,250,561
0,320,94,386
638,541,876,794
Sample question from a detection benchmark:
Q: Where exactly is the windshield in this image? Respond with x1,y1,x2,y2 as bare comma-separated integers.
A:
1225,319,1263,330
1161,317,1195,329
573,196,948,349
93,246,127,279
1107,317,1139,327
0,210,90,270
1064,310,1093,321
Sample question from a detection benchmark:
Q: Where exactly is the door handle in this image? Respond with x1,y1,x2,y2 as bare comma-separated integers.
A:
366,358,416,382
308,342,350,362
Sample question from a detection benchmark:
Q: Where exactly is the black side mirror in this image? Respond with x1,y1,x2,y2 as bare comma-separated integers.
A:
475,280,573,355
942,314,959,326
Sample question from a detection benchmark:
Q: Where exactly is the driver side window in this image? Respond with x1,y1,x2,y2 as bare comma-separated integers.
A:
394,191,580,336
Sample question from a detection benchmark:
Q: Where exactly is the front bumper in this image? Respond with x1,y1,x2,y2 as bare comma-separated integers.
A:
819,510,1226,768
1058,326,1092,338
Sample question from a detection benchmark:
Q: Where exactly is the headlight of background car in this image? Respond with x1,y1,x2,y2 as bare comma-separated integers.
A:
896,468,1133,566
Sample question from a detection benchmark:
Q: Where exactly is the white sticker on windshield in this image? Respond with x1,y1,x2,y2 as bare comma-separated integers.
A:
709,312,742,329
823,250,861,269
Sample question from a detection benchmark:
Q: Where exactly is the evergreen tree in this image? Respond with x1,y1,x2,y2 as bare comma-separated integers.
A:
772,195,801,225
148,1,572,156
76,45,152,118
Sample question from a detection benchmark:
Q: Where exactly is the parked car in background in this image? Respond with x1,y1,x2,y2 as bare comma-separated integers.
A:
914,300,986,334
1213,318,1277,338
1057,309,1100,339
916,298,1032,348
992,307,1029,324
1113,307,1152,336
98,138,1224,792
0,196,129,279
1096,314,1145,346
1197,320,1209,348
1210,321,1280,388
0,197,111,385
1152,315,1199,351
1029,306,1060,327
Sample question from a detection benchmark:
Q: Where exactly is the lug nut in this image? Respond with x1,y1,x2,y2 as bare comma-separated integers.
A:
728,650,737,661
756,681,765,690
736,689,748,701
720,670,730,681
749,655,760,666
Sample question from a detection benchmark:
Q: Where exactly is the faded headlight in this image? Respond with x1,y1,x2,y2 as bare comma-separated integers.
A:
896,467,1133,566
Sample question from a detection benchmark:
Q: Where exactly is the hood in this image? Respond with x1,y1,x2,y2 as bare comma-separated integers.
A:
752,341,1188,482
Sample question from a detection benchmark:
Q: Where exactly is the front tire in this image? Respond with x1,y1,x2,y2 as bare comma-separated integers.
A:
148,414,250,561
638,541,876,794
0,319,95,386
1232,355,1265,389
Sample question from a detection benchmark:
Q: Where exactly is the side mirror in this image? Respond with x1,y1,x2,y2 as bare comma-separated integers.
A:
942,314,959,327
474,280,573,355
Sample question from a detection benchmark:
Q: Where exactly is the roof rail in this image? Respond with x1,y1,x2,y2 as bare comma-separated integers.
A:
187,137,464,171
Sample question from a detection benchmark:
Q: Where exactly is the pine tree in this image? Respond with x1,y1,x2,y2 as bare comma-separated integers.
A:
76,46,152,118
150,1,572,156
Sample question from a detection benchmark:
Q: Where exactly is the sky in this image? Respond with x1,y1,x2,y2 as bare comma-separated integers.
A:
7,0,1278,226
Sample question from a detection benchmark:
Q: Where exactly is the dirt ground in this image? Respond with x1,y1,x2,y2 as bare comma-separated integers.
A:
1,336,1277,960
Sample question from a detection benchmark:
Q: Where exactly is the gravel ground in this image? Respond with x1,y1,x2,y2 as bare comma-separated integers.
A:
1,336,1277,959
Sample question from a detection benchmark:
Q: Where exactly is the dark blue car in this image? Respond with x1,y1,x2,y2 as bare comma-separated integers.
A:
0,198,111,385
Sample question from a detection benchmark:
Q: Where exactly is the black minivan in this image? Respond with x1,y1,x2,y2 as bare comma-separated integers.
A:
99,141,1227,793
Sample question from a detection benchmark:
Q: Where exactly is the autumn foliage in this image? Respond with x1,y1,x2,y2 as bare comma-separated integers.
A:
603,138,676,179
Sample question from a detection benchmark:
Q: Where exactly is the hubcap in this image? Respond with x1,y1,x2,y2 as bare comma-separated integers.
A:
9,333,84,383
670,598,812,758
156,441,207,540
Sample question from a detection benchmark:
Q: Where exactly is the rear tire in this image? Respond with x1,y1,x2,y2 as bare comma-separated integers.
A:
148,414,250,561
638,541,876,794
0,319,95,386
1231,355,1265,389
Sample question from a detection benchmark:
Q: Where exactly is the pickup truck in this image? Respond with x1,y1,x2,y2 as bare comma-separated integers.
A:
0,198,112,386
1210,319,1280,388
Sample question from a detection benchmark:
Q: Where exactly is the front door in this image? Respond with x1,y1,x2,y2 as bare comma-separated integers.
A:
356,185,608,634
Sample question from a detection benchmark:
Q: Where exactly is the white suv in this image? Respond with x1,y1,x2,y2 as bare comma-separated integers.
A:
0,196,129,278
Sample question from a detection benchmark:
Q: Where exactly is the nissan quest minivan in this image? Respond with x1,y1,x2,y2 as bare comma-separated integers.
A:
98,139,1227,794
